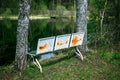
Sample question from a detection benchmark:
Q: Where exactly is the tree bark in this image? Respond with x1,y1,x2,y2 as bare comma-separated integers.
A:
14,0,30,72
76,0,88,52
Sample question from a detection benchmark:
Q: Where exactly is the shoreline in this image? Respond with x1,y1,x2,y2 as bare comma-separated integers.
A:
0,14,76,20
0,15,50,20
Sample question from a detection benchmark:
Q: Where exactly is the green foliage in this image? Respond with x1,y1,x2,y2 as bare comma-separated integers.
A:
56,5,66,11
98,47,120,66
114,53,120,60
100,52,114,61
55,5,67,17
67,5,75,10
4,8,12,15
113,53,120,65
0,0,76,15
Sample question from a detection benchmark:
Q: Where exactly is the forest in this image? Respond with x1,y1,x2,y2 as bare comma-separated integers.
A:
0,0,120,80
0,0,119,40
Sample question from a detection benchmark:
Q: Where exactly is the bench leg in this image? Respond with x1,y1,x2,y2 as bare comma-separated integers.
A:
30,55,43,73
75,47,84,61
35,58,43,73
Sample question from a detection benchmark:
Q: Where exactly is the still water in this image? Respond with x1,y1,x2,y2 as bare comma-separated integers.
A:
0,18,75,65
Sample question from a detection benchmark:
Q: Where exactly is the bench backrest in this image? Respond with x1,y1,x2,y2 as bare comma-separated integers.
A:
36,32,84,55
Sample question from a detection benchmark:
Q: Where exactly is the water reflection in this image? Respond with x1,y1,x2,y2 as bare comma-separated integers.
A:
29,18,75,51
0,18,75,65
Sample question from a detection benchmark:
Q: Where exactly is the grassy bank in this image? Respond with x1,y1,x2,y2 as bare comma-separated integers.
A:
0,15,50,20
0,49,120,80
0,11,75,20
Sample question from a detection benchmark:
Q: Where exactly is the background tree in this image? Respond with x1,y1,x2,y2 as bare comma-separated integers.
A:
88,0,120,46
14,0,31,72
76,0,88,52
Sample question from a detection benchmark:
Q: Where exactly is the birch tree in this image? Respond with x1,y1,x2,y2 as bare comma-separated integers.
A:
76,0,88,52
14,0,30,72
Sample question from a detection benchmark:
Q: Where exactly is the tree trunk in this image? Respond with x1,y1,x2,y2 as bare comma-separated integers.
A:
100,0,107,38
14,0,30,72
76,0,88,52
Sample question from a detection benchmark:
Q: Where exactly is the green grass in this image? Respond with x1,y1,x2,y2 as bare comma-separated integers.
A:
0,49,120,80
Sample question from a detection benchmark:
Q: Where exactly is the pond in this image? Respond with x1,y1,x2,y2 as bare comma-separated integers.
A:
0,18,75,65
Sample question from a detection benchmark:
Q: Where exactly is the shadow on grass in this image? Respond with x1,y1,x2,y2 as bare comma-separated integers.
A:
41,52,76,67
